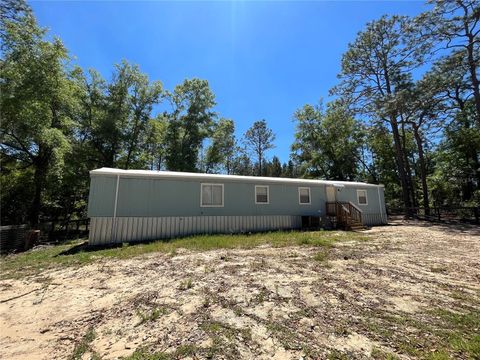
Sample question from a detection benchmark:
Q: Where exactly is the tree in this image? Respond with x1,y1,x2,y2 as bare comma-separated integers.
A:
144,116,168,171
417,0,480,126
430,101,480,206
164,79,216,172
229,145,254,176
0,0,32,40
266,156,283,177
244,120,276,176
390,78,445,214
121,66,163,169
282,160,299,178
417,49,480,207
1,6,77,225
74,62,163,170
103,61,137,168
366,126,403,208
291,102,365,181
205,118,235,174
332,15,430,212
73,68,107,167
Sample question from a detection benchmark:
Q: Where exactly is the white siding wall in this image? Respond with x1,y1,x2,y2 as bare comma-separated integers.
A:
89,215,303,245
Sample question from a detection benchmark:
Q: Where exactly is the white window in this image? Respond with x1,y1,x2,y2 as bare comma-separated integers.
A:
255,185,269,204
201,183,224,207
298,187,311,204
357,189,368,205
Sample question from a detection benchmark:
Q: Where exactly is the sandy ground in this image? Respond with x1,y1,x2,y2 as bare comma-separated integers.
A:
0,221,479,360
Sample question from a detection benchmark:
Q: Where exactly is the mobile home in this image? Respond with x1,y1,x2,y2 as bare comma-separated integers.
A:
87,168,387,245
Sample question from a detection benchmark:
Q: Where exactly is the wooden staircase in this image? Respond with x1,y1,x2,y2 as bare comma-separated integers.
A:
326,201,364,230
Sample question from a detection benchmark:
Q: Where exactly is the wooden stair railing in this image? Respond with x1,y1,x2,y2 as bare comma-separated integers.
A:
326,201,363,229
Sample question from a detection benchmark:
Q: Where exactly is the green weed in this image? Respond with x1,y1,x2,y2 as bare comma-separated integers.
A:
1,230,367,279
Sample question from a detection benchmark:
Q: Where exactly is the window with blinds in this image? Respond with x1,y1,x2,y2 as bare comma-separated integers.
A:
201,183,224,207
298,187,311,204
255,185,269,204
357,189,368,205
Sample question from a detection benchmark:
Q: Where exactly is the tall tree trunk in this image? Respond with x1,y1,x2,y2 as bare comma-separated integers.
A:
412,125,430,215
125,116,142,170
383,64,412,214
258,148,263,177
29,153,49,227
466,42,480,126
462,3,480,126
390,117,412,215
30,168,43,226
401,121,416,209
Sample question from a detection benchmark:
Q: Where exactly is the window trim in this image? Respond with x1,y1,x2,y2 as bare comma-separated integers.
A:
298,187,311,205
255,185,270,204
200,183,224,207
357,189,368,206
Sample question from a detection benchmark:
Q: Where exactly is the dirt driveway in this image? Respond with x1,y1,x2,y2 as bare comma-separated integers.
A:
1,221,479,359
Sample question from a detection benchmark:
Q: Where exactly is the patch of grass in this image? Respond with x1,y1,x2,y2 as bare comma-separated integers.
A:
174,344,198,358
201,320,252,342
179,278,194,291
70,328,98,360
204,265,214,273
202,296,212,309
424,349,451,360
301,344,321,359
431,308,480,331
255,287,269,303
363,307,480,360
250,257,267,270
327,349,349,360
122,348,171,360
199,321,245,359
433,309,480,358
430,266,448,273
135,307,166,326
450,334,480,358
371,347,400,360
449,290,478,304
0,230,368,279
265,320,303,350
313,249,330,262
333,324,350,336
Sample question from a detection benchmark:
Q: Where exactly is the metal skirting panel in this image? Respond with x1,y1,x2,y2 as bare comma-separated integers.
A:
362,213,387,226
89,215,303,245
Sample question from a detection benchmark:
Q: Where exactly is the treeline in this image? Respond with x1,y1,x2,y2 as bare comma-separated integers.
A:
0,0,294,225
291,1,479,214
1,0,479,226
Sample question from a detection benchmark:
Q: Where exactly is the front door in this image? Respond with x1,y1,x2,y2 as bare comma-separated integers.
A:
326,186,336,203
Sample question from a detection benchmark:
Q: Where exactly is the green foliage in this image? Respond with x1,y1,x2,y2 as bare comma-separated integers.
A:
228,145,255,176
179,278,194,291
136,307,167,326
205,118,236,173
0,230,368,280
1,0,479,226
164,78,216,172
1,5,77,224
243,119,276,176
313,249,330,262
70,328,97,360
265,155,283,177
122,348,171,360
74,61,163,169
292,101,366,181
430,101,480,206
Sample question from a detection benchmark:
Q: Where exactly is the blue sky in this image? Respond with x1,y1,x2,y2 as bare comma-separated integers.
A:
31,0,427,163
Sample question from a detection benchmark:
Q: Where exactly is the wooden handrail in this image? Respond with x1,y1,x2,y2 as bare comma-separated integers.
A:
326,201,363,227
